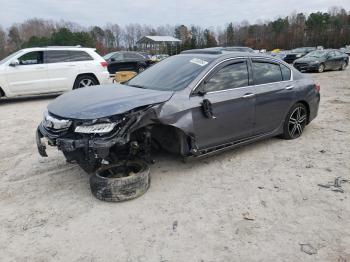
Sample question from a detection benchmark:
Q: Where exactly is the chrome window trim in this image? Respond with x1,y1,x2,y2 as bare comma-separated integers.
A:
191,56,293,95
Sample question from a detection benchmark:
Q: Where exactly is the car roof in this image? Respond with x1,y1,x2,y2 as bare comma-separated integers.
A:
181,49,275,59
19,46,95,52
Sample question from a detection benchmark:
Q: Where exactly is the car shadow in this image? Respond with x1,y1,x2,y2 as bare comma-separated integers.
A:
0,94,59,104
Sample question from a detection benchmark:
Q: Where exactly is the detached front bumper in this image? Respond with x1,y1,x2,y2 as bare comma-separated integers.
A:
36,122,120,158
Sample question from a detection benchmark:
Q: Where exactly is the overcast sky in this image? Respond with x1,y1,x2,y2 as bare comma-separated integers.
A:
0,0,349,29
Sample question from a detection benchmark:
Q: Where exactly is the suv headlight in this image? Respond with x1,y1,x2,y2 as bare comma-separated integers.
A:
75,123,117,134
296,54,302,58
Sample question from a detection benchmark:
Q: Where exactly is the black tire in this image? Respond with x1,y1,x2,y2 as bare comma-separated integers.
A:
90,160,150,202
339,61,347,71
137,65,146,73
281,103,308,140
73,75,98,89
317,63,325,73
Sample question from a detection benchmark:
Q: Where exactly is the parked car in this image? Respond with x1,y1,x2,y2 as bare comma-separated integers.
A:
36,50,320,173
150,54,169,62
283,47,316,63
0,47,109,99
293,49,349,73
103,51,149,74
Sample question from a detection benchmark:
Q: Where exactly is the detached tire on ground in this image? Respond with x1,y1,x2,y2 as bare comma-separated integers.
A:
89,160,150,202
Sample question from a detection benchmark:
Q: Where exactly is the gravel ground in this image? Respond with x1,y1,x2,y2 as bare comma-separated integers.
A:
0,68,349,262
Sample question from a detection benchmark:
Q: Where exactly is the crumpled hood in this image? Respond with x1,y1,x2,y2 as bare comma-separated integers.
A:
48,84,173,120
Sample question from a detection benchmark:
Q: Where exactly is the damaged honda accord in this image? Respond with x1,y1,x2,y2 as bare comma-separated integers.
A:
36,49,320,173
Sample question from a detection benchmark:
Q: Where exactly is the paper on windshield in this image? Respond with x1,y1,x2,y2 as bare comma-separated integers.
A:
190,58,208,66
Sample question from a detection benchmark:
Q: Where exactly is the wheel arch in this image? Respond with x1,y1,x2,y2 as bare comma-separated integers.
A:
132,123,191,156
296,100,310,124
75,73,100,85
0,86,5,97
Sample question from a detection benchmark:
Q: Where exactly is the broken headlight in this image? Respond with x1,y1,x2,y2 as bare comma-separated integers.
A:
43,110,72,130
75,123,117,134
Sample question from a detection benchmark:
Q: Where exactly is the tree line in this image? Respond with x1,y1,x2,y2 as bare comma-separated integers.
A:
0,6,349,59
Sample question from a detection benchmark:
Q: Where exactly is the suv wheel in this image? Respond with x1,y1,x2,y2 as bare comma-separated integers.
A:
73,75,97,89
281,103,308,140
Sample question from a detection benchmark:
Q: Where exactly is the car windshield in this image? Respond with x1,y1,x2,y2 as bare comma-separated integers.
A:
103,52,116,60
0,50,23,65
305,50,328,58
127,55,214,91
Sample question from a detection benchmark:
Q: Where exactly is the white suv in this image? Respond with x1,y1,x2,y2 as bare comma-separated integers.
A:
0,47,110,98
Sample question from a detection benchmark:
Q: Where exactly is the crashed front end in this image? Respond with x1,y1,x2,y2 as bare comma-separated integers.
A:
36,107,154,173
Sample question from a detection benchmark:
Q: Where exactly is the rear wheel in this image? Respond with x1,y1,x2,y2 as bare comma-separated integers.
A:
73,75,98,89
281,103,308,140
137,65,146,73
339,61,347,71
318,63,325,73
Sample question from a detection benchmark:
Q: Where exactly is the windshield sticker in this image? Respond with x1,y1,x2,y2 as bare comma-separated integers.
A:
190,58,208,66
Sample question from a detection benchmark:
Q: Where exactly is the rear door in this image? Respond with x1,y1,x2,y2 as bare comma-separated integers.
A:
191,59,256,149
4,51,49,95
44,50,75,91
252,59,295,135
108,53,125,73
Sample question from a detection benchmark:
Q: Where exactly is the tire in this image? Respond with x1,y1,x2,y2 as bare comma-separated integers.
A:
90,160,150,202
73,75,98,89
137,65,146,73
281,103,308,140
339,61,347,71
317,63,325,73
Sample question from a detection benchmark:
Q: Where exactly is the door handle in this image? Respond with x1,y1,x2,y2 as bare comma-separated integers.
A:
285,85,294,90
242,93,255,98
35,67,45,70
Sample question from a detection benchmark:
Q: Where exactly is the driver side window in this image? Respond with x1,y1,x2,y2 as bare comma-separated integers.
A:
204,61,249,93
18,51,43,65
112,53,123,61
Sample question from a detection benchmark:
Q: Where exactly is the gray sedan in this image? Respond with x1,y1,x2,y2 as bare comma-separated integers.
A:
37,50,320,172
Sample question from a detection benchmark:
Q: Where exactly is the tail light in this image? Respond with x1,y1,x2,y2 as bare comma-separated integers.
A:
100,61,108,67
315,84,320,92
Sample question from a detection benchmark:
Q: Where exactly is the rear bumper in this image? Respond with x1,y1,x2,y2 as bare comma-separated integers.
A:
97,71,111,84
308,92,320,123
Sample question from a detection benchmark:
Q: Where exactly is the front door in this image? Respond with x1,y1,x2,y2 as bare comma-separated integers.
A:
5,51,49,95
190,59,256,149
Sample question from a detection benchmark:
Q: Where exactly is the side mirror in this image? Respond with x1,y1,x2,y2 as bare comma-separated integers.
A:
9,59,20,67
196,82,207,96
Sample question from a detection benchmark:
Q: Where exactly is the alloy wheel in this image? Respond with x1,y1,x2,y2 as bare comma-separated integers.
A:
318,64,324,73
79,79,94,88
288,107,307,138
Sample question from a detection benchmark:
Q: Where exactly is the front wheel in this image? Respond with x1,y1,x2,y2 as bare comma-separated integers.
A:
73,75,98,89
281,103,308,140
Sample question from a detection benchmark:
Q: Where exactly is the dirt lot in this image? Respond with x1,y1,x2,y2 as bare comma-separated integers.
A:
0,69,349,262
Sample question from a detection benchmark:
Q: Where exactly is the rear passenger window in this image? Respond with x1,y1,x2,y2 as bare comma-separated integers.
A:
45,51,70,63
68,51,93,61
280,64,291,81
204,61,249,92
252,61,283,85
